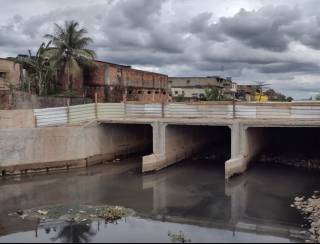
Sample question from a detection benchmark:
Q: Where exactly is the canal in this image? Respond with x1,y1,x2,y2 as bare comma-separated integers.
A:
0,153,319,243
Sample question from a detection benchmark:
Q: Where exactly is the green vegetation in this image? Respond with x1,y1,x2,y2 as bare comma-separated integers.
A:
44,21,96,91
204,86,223,101
168,231,191,243
11,21,96,97
12,42,56,95
315,94,320,101
265,89,294,102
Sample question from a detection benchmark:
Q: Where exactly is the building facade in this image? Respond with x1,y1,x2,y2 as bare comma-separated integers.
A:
236,85,271,102
0,58,22,91
84,61,169,103
168,76,233,101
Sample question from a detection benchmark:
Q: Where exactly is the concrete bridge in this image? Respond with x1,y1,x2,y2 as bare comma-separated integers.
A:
1,101,320,178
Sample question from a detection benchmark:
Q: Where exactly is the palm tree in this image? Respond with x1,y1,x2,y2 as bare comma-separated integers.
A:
44,21,96,92
11,42,55,95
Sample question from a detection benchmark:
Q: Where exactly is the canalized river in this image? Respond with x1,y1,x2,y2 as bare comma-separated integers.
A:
0,153,319,243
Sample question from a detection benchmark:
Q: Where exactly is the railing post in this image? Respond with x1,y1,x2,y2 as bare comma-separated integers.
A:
124,101,127,118
67,98,70,125
232,94,236,119
34,115,38,128
161,102,165,118
95,92,98,120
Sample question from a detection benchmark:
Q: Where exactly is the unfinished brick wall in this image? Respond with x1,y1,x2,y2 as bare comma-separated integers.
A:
84,61,169,103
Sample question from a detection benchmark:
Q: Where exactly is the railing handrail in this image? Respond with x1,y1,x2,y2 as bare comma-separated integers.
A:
33,102,320,127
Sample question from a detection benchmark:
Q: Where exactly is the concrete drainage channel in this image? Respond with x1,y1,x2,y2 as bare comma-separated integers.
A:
0,123,153,177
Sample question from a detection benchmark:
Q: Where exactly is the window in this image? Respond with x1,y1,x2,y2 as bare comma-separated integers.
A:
128,90,133,95
148,91,152,95
163,92,167,95
155,91,160,94
138,90,142,94
0,72,6,79
175,91,179,95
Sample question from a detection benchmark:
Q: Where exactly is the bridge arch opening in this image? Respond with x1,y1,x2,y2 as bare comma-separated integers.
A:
245,127,320,170
165,124,231,164
143,124,231,172
98,123,153,167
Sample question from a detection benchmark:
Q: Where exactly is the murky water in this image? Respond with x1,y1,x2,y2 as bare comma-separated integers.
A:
0,155,319,243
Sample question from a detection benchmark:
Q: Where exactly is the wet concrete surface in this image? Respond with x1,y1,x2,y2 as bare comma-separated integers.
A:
0,154,319,243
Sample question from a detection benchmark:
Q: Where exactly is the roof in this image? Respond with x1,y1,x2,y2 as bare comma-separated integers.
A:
169,76,228,80
95,59,168,77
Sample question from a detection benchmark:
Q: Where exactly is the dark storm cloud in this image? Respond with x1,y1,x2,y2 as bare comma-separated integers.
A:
258,62,320,74
106,0,166,29
1,0,320,98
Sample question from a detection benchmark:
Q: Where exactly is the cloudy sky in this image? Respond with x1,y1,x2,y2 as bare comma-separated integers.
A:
1,0,320,99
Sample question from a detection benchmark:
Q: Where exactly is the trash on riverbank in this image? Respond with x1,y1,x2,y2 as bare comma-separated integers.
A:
168,231,191,243
9,204,134,225
293,191,320,243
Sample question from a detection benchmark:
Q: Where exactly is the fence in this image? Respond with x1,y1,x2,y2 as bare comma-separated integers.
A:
33,102,320,127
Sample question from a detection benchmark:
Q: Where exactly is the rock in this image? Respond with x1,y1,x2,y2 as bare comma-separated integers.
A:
37,210,48,215
295,197,305,202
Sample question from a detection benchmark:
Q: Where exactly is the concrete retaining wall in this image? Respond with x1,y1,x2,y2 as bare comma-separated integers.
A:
0,123,152,174
0,110,35,128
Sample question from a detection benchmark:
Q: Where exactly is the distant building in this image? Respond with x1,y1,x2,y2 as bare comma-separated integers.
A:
84,61,169,103
0,58,22,91
237,85,271,102
168,76,233,101
236,85,258,101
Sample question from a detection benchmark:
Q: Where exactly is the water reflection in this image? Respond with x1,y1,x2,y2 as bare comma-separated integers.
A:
50,223,96,243
0,156,318,242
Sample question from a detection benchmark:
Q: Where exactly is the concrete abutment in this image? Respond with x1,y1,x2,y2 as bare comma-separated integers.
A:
0,123,153,175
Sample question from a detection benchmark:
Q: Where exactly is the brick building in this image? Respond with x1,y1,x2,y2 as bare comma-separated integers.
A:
0,58,22,91
0,58,23,109
84,60,169,103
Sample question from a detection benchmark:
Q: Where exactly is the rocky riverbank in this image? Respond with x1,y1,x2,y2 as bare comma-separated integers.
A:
260,153,320,170
293,191,320,243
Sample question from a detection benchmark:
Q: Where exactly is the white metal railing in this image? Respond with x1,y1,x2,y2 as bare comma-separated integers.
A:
33,102,320,127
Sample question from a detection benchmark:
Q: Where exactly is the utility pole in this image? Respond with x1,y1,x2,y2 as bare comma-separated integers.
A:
231,82,237,119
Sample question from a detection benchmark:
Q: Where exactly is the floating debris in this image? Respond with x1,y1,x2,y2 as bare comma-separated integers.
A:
37,210,48,216
168,231,191,243
98,206,127,223
9,204,134,225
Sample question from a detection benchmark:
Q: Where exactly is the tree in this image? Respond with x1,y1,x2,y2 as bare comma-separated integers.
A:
11,42,55,95
286,97,294,102
204,86,223,101
315,94,320,101
44,21,96,92
265,89,287,102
